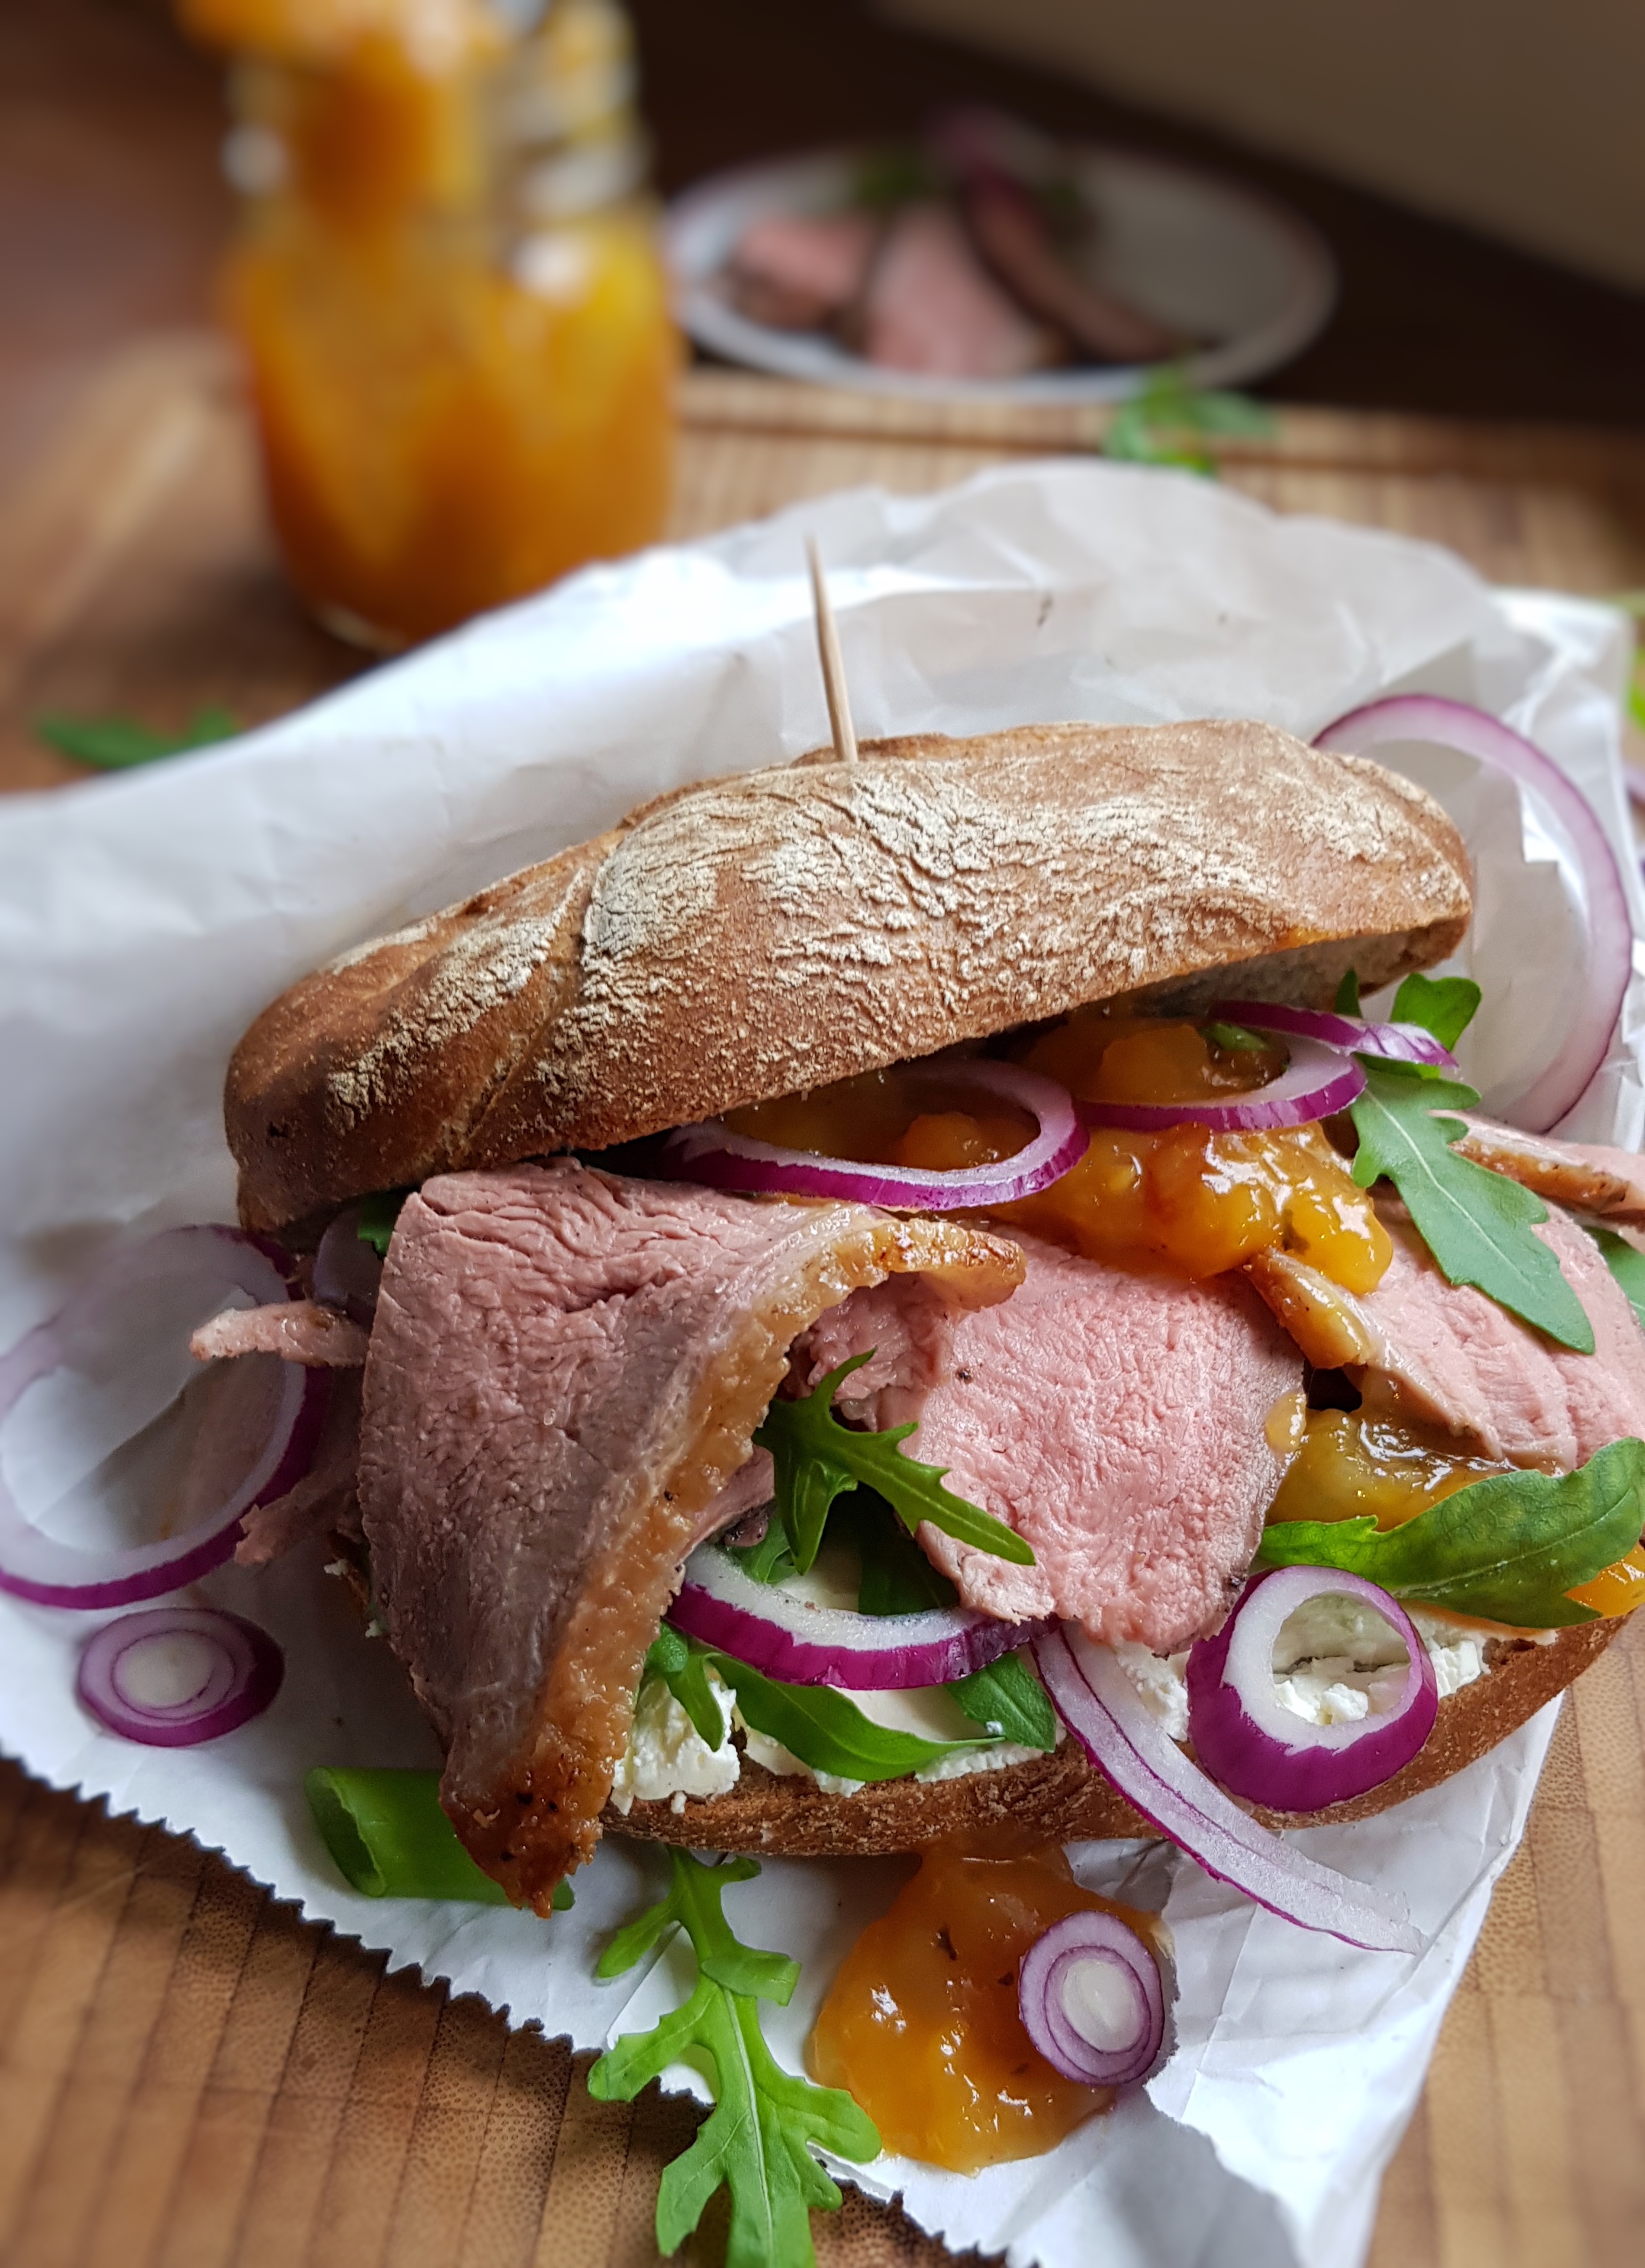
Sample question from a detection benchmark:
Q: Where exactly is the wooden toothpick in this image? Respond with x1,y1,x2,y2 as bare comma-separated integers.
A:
807,537,859,764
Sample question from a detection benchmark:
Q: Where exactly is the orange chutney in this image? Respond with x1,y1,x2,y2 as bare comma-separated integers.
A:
728,1011,1392,1293
809,1849,1169,2172
179,0,676,646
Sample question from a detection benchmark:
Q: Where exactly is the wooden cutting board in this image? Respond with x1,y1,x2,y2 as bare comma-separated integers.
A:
1,331,1643,2268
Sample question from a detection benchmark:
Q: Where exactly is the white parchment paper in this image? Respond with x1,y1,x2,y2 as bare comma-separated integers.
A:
0,460,1637,2268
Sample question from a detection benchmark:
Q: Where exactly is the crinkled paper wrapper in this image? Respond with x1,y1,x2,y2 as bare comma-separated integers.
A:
1,462,1641,2268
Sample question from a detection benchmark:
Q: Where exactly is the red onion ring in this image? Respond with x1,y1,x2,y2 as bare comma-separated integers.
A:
1315,695,1633,1134
1018,1909,1168,2089
313,1205,384,1324
1186,1569,1438,1810
669,1541,1047,1689
1211,999,1459,1076
0,1227,326,1609
77,1606,284,1745
1031,1625,1422,1955
659,1061,1085,1211
1078,1033,1365,1135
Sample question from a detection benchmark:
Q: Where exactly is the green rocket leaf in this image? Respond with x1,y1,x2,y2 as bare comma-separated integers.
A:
1258,1438,1645,1625
756,1353,1033,1575
591,1852,878,2268
1348,1059,1594,1352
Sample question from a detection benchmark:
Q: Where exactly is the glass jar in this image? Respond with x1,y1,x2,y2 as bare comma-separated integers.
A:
180,0,677,648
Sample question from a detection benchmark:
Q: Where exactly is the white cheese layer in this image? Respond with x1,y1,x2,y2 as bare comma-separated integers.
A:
611,1607,1497,1814
1114,1601,1493,1732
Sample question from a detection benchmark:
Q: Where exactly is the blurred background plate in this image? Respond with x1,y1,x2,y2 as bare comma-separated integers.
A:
667,140,1337,400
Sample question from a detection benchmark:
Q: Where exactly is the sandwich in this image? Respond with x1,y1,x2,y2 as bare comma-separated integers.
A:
204,713,1645,1950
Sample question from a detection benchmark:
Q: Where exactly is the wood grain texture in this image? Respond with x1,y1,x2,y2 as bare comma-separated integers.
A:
1,343,1643,2267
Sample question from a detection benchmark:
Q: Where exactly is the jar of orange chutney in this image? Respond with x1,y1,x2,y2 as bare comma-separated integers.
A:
178,0,677,648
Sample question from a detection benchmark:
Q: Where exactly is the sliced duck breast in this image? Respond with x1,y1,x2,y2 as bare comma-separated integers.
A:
901,1232,1303,1651
1248,1199,1645,1469
355,1160,1023,1909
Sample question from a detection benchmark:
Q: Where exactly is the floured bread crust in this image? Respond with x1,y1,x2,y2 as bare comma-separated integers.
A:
228,722,1472,1231
603,1617,1620,1855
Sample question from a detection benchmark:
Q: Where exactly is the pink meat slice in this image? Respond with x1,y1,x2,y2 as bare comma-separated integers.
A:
1456,1116,1645,1226
355,1160,1021,1908
899,1232,1303,1651
1353,1202,1645,1467
861,203,1057,379
729,211,878,325
191,1300,369,1367
235,1369,363,1567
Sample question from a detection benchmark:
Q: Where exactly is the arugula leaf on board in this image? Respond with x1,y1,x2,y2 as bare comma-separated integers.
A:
1347,1059,1594,1353
1586,1226,1645,1333
35,705,239,771
1390,972,1483,1051
643,1627,728,1749
355,1187,410,1258
1333,968,1362,1016
697,1644,988,1781
947,1649,1059,1750
1257,1438,1645,1625
756,1352,1034,1575
1102,367,1274,475
591,1851,879,2268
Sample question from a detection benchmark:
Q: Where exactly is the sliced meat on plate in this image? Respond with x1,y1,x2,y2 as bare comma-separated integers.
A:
858,202,1061,379
355,1160,1023,1909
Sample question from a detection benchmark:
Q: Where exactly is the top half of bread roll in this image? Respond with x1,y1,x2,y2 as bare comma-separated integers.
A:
226,720,1474,1232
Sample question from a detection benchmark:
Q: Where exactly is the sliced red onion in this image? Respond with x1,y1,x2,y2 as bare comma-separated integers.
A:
660,1061,1085,1211
1018,1909,1168,2089
313,1205,384,1324
1032,1625,1422,1955
1186,1568,1438,1810
669,1541,1046,1688
0,1227,326,1608
1211,1000,1459,1076
77,1606,284,1745
1315,695,1633,1134
1079,1034,1365,1135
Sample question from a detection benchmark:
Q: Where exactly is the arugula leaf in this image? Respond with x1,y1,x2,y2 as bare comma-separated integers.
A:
756,1353,1033,1575
1258,1438,1645,1625
948,1649,1059,1750
643,1627,728,1749
1390,973,1482,1050
356,1187,410,1258
1588,1225,1645,1332
1103,368,1274,474
1348,1059,1594,1352
1334,968,1362,1015
844,1493,959,1615
701,1644,986,1781
730,1520,796,1585
591,1851,878,2268
36,704,239,771
304,1766,574,1907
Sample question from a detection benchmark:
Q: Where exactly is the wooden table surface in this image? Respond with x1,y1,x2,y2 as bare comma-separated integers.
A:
2,339,1645,2268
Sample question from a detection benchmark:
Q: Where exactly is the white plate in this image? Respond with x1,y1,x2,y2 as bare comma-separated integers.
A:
665,142,1338,403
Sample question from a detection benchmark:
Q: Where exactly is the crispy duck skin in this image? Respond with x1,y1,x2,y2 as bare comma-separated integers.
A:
355,1160,1024,1913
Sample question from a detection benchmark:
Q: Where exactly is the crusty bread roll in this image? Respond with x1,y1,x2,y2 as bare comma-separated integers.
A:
228,721,1471,1230
605,1617,1617,1856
